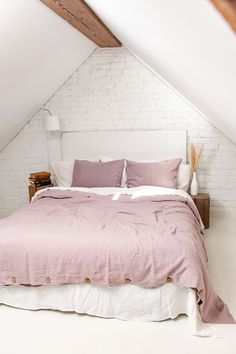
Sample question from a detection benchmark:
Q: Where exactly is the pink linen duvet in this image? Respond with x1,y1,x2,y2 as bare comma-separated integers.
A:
0,189,234,324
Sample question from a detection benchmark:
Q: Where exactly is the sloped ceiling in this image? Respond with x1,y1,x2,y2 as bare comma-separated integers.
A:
86,0,236,144
0,0,96,152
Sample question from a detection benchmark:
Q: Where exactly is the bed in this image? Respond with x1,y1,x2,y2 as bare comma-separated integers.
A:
0,131,234,336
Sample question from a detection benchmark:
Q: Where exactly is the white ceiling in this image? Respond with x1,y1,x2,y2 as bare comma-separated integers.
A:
0,0,96,151
86,0,236,144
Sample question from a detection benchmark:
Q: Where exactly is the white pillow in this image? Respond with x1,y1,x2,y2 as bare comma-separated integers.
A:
101,156,192,191
50,156,100,187
50,160,74,187
177,164,192,192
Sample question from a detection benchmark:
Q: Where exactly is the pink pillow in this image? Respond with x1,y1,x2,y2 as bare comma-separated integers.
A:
126,159,182,188
71,159,125,187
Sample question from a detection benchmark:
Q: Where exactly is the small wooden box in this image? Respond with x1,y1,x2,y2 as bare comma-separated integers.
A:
191,193,210,229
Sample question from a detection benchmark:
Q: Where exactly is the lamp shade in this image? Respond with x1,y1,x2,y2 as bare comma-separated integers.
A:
45,115,60,131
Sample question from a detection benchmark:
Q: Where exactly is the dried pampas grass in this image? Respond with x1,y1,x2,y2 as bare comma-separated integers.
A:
190,143,203,172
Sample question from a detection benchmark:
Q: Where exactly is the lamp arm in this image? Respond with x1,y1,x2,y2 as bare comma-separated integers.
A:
42,108,52,116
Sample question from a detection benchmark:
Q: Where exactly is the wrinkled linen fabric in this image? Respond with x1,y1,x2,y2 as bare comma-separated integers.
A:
0,283,219,337
71,159,125,187
126,159,182,188
0,186,234,324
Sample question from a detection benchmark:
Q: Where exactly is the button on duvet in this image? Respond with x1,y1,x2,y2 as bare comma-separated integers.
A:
45,277,51,284
85,277,91,284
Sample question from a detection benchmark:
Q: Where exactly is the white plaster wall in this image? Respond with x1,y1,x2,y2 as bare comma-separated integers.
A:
0,0,95,152
0,48,236,217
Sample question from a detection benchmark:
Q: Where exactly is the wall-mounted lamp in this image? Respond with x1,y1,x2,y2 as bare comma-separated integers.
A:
43,108,60,131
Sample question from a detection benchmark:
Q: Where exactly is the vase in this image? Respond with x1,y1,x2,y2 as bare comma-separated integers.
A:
191,171,198,196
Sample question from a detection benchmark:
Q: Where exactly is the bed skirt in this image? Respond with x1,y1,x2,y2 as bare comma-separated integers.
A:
0,283,217,337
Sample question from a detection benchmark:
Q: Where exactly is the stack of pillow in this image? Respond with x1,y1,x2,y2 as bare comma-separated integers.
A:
51,157,192,192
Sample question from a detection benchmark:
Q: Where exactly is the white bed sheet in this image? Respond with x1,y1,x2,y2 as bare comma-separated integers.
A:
33,185,195,202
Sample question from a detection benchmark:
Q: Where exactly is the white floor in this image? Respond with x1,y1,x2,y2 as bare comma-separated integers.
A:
0,216,236,354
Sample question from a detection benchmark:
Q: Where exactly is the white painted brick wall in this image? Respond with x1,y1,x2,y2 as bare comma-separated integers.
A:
0,47,236,217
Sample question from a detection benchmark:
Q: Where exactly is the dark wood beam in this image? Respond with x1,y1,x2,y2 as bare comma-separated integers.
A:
40,0,121,47
211,0,236,32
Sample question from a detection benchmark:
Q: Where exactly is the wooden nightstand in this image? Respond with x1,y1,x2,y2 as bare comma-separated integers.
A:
28,185,52,202
191,193,210,229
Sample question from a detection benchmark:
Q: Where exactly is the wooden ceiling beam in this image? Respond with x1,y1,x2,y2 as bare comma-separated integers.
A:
211,0,236,32
40,0,121,47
